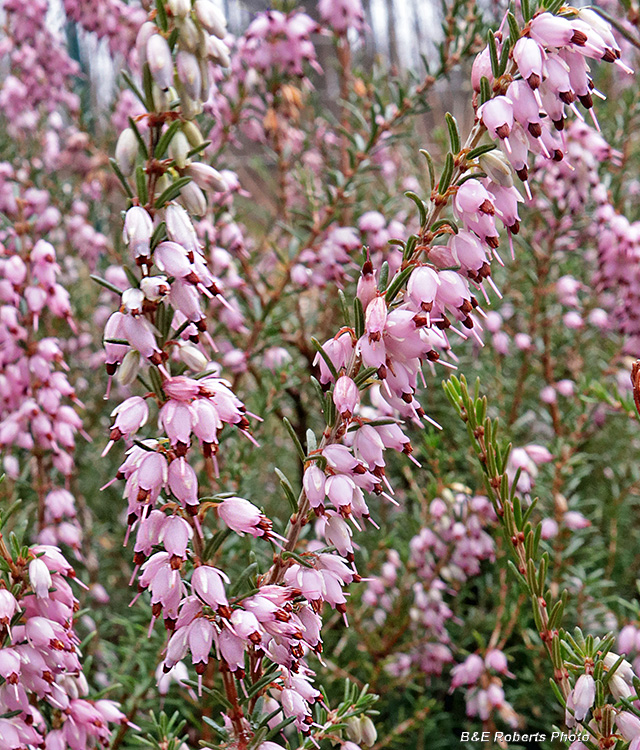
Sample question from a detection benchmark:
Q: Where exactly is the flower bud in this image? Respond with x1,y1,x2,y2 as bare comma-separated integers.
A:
207,35,230,67
115,128,139,176
140,275,170,301
178,85,203,120
152,84,172,112
169,131,191,169
186,163,227,192
29,558,52,598
182,121,204,148
136,21,156,67
177,341,209,372
180,180,207,216
123,206,153,260
360,716,377,747
117,350,141,386
345,717,362,744
147,34,174,92
179,18,201,52
176,50,202,100
479,150,514,187
194,0,227,38
167,0,191,16
333,375,359,418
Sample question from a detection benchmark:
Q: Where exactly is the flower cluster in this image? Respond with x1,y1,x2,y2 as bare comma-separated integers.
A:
0,176,87,554
477,9,631,192
450,650,518,728
63,0,147,60
318,0,365,36
238,11,321,78
0,0,80,133
365,491,495,678
0,544,127,748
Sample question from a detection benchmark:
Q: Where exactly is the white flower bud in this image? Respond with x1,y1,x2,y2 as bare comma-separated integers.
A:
178,84,203,120
182,121,204,148
140,275,170,301
194,0,227,38
136,22,156,67
207,35,230,67
186,163,227,192
167,0,191,17
176,50,202,100
177,341,209,371
115,128,139,176
147,34,174,91
179,180,207,216
155,174,171,198
152,84,172,113
117,350,141,386
122,287,145,314
169,131,191,169
345,717,362,744
178,18,200,51
360,716,377,747
479,150,514,188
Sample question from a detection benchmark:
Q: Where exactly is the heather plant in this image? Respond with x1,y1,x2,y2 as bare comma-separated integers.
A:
1,0,640,749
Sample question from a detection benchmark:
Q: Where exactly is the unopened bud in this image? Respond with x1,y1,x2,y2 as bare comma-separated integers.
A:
194,0,227,38
207,36,230,67
155,174,171,198
136,22,156,67
176,50,202,100
117,350,141,386
180,180,207,216
140,275,170,301
169,131,191,169
179,18,200,52
178,85,203,120
479,150,514,188
359,716,377,747
178,342,209,371
345,717,362,744
186,163,227,192
115,128,139,176
152,84,172,113
147,34,174,91
167,0,191,17
182,121,204,149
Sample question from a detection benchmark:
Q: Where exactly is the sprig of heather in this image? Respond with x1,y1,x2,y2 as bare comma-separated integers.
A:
444,375,640,745
0,172,124,748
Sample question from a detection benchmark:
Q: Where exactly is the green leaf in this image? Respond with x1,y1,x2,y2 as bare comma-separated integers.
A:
109,158,134,199
156,0,168,31
310,337,339,380
467,143,496,161
404,191,427,227
275,468,299,514
378,261,390,291
282,417,306,463
419,149,436,191
480,76,492,105
438,153,454,195
155,120,183,160
385,265,414,304
154,176,192,208
354,298,365,338
90,274,123,295
135,165,148,205
488,31,500,78
507,12,520,46
445,112,461,153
